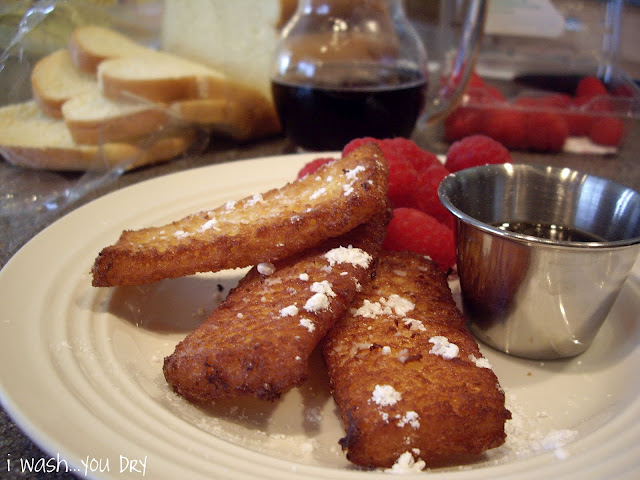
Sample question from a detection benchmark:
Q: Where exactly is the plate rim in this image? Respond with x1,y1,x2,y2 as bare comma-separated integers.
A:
0,152,639,480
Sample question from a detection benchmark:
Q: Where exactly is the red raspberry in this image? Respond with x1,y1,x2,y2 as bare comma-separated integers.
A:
413,164,454,228
539,93,572,109
296,157,335,179
467,71,486,89
440,68,485,94
445,79,507,142
510,95,575,144
512,96,539,109
576,76,608,99
386,157,418,208
483,85,506,102
481,107,528,150
342,137,379,157
524,111,569,152
464,83,506,108
587,94,616,115
402,144,440,174
514,93,571,112
444,106,485,141
444,134,513,172
383,208,456,272
565,97,593,136
589,117,625,146
342,137,447,207
342,137,439,173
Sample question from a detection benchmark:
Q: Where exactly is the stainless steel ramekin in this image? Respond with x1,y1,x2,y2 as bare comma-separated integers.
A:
439,163,640,360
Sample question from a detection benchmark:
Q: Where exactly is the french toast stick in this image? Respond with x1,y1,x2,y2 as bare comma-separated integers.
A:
322,251,511,469
163,210,390,402
91,142,388,286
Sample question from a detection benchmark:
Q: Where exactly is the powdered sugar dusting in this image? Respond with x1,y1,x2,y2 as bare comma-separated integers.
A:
469,354,492,369
397,411,420,429
500,391,579,460
429,336,459,360
299,318,315,332
310,187,327,200
310,280,335,298
246,193,263,206
325,246,372,269
371,384,402,406
343,165,366,196
345,165,366,181
304,293,330,312
403,318,426,332
385,451,426,473
352,294,415,318
257,262,276,276
304,281,336,312
199,217,220,232
280,305,298,317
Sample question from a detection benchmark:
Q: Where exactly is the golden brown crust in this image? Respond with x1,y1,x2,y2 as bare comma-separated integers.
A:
163,210,390,402
322,251,511,468
68,27,106,74
91,143,389,286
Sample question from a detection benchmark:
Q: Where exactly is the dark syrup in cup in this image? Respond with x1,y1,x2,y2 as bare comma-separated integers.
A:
495,221,606,242
271,63,427,151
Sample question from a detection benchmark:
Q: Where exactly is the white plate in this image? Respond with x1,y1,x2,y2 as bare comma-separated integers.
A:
1,153,639,480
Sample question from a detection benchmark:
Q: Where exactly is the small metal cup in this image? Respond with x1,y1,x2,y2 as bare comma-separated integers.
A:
438,163,640,360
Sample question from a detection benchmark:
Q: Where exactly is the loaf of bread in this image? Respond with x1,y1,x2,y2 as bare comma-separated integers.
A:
0,18,287,171
70,25,281,139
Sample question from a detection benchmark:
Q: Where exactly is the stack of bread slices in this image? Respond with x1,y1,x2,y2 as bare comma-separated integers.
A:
0,25,281,171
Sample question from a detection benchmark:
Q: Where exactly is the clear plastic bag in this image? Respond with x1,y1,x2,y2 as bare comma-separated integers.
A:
0,0,172,219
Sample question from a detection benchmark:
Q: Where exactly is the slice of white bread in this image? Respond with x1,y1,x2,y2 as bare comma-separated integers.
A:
161,0,296,101
62,86,171,145
68,25,153,75
0,101,195,171
31,49,96,118
69,25,229,103
97,53,228,104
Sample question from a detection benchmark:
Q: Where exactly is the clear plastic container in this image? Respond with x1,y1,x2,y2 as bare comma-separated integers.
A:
409,0,640,153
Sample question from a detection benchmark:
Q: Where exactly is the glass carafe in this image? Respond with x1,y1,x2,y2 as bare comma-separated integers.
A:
271,0,488,151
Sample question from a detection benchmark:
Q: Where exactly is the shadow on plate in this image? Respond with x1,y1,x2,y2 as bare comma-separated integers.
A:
107,271,245,333
181,348,337,437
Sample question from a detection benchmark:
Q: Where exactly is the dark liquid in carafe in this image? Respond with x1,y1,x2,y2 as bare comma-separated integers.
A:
271,63,427,151
494,221,605,242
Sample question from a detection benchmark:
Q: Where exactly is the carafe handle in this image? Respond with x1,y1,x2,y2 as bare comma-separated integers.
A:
424,0,488,125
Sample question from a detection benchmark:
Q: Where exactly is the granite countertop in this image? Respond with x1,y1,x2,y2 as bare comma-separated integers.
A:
0,125,638,479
